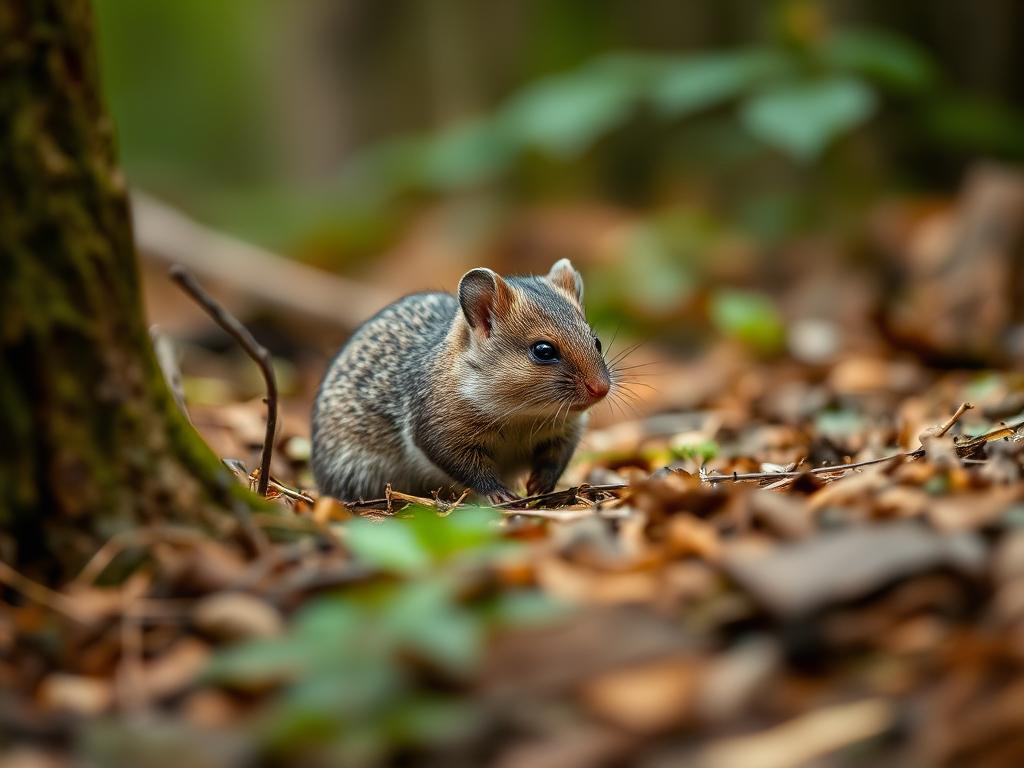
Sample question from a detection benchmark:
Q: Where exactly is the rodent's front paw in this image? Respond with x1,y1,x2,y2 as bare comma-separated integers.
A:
526,473,556,497
486,488,520,505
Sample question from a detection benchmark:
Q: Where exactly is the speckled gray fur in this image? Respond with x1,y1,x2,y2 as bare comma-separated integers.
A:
311,263,609,502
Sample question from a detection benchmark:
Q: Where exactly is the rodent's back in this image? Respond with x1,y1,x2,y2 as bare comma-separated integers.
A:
311,291,457,498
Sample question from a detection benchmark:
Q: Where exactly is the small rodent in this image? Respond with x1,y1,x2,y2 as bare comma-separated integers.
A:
311,259,611,503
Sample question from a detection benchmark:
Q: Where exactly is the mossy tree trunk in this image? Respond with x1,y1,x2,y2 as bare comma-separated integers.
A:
0,0,256,582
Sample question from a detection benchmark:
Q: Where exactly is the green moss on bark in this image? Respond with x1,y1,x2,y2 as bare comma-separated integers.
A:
0,0,263,581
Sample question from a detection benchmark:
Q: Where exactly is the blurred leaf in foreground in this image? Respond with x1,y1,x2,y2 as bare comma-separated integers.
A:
345,516,434,575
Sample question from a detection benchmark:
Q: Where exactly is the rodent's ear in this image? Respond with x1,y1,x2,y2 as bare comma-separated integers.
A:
547,258,583,304
458,268,511,338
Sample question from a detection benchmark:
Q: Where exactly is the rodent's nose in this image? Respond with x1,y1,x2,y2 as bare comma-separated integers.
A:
585,378,610,399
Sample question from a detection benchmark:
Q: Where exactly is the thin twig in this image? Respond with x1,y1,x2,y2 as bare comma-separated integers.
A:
761,475,798,491
495,483,628,510
704,452,909,484
500,506,633,522
266,477,316,504
170,265,277,496
704,406,1021,486
437,488,472,517
347,482,631,515
935,401,974,437
0,561,90,623
72,526,210,587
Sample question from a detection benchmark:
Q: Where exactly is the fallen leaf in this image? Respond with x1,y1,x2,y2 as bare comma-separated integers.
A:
193,592,284,641
581,656,701,733
722,521,986,616
697,698,895,768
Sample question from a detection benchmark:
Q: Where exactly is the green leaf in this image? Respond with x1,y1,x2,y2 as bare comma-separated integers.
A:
205,599,364,686
386,697,478,746
340,136,429,198
266,661,403,752
293,598,362,643
279,658,403,717
710,289,786,354
381,579,483,675
345,517,432,575
418,119,516,189
483,590,569,627
652,50,790,117
498,58,643,158
826,30,936,92
740,76,877,161
406,505,502,561
671,438,719,463
815,410,867,438
203,638,303,686
619,223,695,313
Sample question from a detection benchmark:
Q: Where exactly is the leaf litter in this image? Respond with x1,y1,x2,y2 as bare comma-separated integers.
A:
6,170,1024,767
4,358,1024,768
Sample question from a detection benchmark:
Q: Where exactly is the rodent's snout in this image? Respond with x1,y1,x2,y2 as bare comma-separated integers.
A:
585,377,610,399
580,366,611,407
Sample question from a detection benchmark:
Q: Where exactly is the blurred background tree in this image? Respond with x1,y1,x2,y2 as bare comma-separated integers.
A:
93,0,1024,251
91,0,1024,369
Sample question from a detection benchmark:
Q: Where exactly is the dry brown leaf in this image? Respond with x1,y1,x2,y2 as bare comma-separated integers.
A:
136,638,211,700
723,522,986,616
694,639,780,724
193,592,284,641
37,674,112,715
697,698,894,768
581,656,701,734
665,515,721,561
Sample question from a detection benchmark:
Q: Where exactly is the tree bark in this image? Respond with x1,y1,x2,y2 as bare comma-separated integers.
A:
0,0,258,582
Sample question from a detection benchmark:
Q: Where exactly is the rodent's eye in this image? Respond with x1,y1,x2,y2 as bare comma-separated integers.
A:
529,341,560,364
594,337,602,354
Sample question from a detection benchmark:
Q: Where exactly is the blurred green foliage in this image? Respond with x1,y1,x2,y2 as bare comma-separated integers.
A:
93,0,277,191
345,505,515,573
94,2,1024,255
671,437,720,464
710,289,787,355
201,507,565,764
94,1,1024,355
337,21,946,216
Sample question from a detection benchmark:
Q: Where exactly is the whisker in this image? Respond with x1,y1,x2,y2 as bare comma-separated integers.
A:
610,364,659,376
601,321,623,363
613,380,658,392
606,391,638,421
614,385,645,402
561,395,575,431
608,342,645,367
604,392,624,421
530,388,574,441
613,391,643,418
472,393,553,438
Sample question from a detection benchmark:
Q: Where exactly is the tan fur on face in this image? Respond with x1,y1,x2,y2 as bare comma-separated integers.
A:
457,270,609,419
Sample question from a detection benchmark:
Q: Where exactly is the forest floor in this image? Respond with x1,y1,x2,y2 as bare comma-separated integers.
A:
4,173,1024,767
